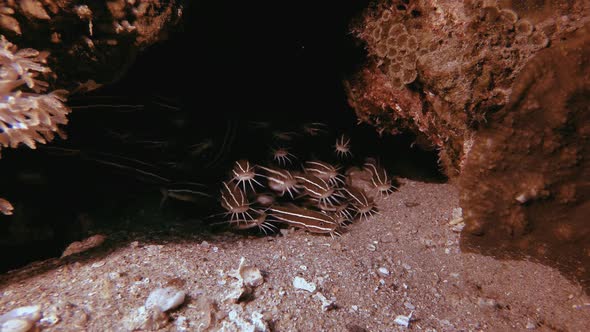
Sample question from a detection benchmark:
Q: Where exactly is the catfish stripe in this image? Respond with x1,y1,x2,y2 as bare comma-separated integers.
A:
364,161,389,184
271,215,336,233
295,174,330,193
235,160,251,173
304,161,342,184
343,186,370,206
258,166,294,181
221,181,247,206
305,160,337,174
269,206,337,225
232,161,253,179
363,162,379,177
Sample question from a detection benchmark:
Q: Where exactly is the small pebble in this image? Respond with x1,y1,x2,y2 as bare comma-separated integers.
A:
91,261,106,268
175,316,189,331
0,305,42,324
313,292,336,311
300,265,308,271
293,276,316,292
145,287,186,312
200,241,210,249
526,320,537,329
39,313,60,327
404,302,416,310
251,311,269,332
377,267,390,277
367,244,377,251
0,305,42,332
1,319,33,332
236,257,264,287
451,224,465,232
394,311,413,327
451,207,462,220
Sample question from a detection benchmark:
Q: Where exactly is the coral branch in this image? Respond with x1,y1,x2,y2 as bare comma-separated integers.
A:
0,36,71,214
0,198,13,215
0,35,71,157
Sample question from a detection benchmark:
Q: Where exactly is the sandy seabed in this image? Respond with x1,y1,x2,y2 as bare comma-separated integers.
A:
0,179,588,331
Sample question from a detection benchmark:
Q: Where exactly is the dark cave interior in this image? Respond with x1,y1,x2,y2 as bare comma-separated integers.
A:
0,1,444,272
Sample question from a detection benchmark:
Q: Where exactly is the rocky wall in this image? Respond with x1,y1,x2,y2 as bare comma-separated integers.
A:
347,0,590,291
460,24,590,291
346,0,588,176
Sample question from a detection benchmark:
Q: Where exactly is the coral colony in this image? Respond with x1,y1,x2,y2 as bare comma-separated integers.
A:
0,37,71,213
346,0,553,176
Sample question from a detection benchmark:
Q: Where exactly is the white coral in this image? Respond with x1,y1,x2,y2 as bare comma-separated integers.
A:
0,35,71,215
0,35,71,157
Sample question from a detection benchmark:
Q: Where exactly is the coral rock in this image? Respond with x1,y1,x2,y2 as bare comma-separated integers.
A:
346,0,589,176
459,24,590,292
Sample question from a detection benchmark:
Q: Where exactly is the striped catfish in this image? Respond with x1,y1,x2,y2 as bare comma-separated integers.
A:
334,134,352,159
363,158,395,197
258,166,300,199
342,186,378,221
304,160,344,186
220,181,253,221
268,205,340,237
229,211,277,235
231,159,262,192
160,181,211,208
294,173,342,207
317,200,353,225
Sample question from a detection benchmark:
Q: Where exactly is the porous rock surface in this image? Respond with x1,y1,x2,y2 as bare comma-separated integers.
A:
346,0,588,175
347,0,590,291
460,24,590,292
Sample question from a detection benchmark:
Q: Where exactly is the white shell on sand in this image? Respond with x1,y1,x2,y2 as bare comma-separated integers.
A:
145,287,186,312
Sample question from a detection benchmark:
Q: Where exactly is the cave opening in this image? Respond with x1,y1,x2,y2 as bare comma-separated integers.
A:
0,1,444,272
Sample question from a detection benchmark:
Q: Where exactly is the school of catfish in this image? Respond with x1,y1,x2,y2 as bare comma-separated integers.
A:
217,122,397,238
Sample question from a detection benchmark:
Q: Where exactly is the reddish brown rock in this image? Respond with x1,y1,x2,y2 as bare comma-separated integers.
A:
346,0,589,176
348,0,590,291
460,24,590,291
